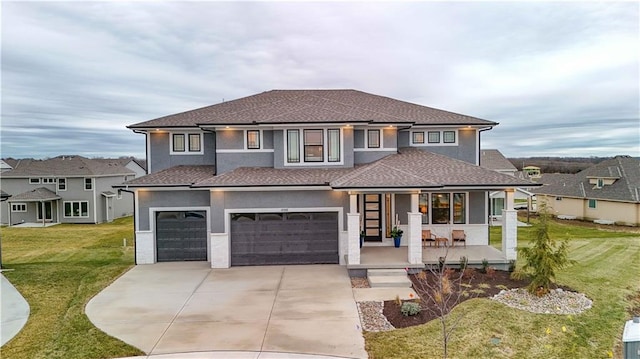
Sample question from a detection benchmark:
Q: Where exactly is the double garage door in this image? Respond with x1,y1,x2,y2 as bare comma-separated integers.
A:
230,212,339,266
156,210,339,265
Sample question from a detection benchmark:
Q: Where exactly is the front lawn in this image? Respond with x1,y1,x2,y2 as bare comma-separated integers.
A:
1,217,144,359
366,219,640,358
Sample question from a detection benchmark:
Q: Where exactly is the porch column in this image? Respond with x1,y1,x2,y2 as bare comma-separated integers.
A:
407,193,422,264
347,193,360,265
502,188,517,260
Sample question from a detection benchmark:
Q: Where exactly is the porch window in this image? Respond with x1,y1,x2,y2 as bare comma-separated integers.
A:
367,130,380,148
588,199,597,208
328,129,340,162
304,129,324,162
246,130,260,149
57,178,66,191
287,130,300,163
419,193,429,224
431,193,450,224
453,193,466,224
64,201,89,218
11,203,27,212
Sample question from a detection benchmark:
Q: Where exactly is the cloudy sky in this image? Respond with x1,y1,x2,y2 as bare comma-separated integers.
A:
2,1,638,159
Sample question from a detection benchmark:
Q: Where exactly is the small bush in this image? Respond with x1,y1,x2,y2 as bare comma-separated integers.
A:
462,267,475,279
400,301,421,316
481,259,489,273
394,294,402,306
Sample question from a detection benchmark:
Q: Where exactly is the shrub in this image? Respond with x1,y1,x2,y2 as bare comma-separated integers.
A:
400,301,421,316
508,260,516,273
481,258,489,273
462,267,475,279
486,267,496,279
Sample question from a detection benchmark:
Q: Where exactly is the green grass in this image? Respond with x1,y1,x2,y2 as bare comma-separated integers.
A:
1,217,144,359
366,219,640,358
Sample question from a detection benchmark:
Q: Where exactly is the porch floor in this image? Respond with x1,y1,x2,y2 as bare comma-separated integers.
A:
10,222,60,228
351,245,508,270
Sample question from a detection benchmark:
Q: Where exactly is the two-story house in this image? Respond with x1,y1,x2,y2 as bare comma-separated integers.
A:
0,156,135,226
120,89,535,268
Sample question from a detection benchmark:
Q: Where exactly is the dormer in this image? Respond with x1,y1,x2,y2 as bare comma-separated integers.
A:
588,176,618,189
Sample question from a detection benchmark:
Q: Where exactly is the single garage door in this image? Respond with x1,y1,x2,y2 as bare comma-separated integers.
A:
230,212,339,266
156,211,207,262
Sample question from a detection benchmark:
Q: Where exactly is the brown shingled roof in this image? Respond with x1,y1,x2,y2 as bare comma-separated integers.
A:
8,187,61,202
2,156,135,177
122,165,215,187
193,167,353,187
129,90,496,128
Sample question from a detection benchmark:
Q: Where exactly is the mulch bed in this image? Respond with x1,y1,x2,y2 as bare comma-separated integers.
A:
383,268,533,328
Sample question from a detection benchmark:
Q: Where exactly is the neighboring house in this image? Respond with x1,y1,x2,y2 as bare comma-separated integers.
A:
0,160,13,173
0,156,135,225
532,156,640,226
480,149,533,215
96,157,147,178
120,89,536,267
522,165,541,178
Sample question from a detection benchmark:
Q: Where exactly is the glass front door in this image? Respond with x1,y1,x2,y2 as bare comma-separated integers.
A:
37,201,53,221
364,194,382,242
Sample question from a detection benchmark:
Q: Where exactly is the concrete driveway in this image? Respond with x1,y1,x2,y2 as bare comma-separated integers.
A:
86,263,366,358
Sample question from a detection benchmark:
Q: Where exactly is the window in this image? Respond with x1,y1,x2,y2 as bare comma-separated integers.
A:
596,178,604,188
413,132,425,144
588,199,597,209
42,178,56,184
287,130,300,163
84,178,93,190
453,193,466,224
428,131,440,143
58,178,66,191
419,193,429,224
303,129,324,162
29,178,40,184
367,130,380,148
64,201,89,218
172,134,185,152
11,203,27,212
328,129,341,162
171,133,202,153
432,193,450,224
188,134,201,152
555,196,562,201
246,130,260,149
443,131,456,143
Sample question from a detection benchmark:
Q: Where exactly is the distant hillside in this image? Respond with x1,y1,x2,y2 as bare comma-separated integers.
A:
508,157,610,174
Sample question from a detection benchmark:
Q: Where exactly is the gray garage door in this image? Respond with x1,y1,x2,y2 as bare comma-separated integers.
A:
156,211,207,262
230,212,339,266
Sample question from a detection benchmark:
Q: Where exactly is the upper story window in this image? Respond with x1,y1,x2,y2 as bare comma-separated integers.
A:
596,178,604,188
84,178,93,190
246,130,260,149
367,130,380,148
42,178,56,184
588,199,597,208
58,178,66,191
171,132,203,154
286,128,342,165
29,178,40,184
411,129,458,146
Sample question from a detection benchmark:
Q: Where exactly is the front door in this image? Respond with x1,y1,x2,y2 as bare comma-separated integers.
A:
37,201,53,221
364,194,382,242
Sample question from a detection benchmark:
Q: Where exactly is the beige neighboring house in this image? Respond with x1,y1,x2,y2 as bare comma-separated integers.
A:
532,156,640,226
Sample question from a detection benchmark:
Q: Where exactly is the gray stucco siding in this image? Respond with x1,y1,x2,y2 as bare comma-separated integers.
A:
216,152,274,174
210,190,350,233
354,151,395,164
394,194,411,225
216,130,244,150
383,128,397,148
149,132,215,172
468,191,487,224
354,130,364,148
137,190,211,231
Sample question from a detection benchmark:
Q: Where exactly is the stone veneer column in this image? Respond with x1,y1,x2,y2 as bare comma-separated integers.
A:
135,231,155,264
211,233,230,268
347,213,361,265
502,189,517,260
407,212,423,264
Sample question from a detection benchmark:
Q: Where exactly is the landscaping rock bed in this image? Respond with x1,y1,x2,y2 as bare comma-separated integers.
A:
491,288,592,314
357,301,394,332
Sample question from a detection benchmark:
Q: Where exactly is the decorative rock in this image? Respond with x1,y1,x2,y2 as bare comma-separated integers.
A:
356,301,395,332
491,288,592,315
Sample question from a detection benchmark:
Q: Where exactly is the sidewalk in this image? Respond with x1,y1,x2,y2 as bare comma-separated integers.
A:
1,272,30,346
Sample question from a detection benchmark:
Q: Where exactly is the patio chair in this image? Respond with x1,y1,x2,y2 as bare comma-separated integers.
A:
451,230,466,247
422,229,436,247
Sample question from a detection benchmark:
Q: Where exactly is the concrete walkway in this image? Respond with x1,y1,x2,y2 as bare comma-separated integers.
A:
1,272,30,346
86,263,367,359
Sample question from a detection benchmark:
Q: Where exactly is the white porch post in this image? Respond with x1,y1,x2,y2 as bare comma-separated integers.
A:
347,193,360,265
407,193,422,264
502,188,517,260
